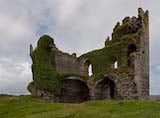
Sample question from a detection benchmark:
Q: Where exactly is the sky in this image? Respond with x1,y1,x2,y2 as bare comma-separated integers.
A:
0,0,160,95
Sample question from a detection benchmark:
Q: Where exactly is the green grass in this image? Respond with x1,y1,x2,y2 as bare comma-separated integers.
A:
0,95,160,118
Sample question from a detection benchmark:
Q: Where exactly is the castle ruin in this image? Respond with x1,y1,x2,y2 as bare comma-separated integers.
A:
28,8,149,102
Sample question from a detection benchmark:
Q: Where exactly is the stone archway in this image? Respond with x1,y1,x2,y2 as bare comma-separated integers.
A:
60,77,90,103
94,77,115,100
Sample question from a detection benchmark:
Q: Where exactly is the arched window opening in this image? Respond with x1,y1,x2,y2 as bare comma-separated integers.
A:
114,61,118,69
88,64,93,76
111,57,118,69
127,44,137,67
84,59,93,77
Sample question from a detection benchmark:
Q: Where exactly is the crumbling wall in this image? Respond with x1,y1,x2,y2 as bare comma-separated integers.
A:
134,8,149,100
53,50,88,76
80,8,149,100
28,8,149,102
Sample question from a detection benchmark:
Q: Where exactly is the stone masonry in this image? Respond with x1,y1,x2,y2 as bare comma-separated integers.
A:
28,8,149,103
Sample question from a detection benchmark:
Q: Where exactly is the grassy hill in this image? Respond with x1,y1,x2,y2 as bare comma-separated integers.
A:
0,94,160,118
150,95,160,101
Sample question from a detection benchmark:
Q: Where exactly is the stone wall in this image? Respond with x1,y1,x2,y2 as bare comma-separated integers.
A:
91,72,139,100
53,50,88,76
30,74,140,102
28,8,149,103
134,8,149,100
30,76,90,103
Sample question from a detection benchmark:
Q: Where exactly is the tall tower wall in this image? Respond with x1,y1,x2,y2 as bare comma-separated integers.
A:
134,8,149,99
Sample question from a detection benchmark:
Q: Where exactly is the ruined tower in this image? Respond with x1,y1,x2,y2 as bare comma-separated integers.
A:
28,8,149,102
134,8,149,99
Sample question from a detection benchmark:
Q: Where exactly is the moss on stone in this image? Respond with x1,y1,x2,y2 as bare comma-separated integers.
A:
30,35,88,93
30,35,64,93
80,19,142,81
30,11,143,91
27,81,34,93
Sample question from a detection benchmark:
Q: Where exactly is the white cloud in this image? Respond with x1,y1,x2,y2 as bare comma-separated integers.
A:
0,58,32,95
155,65,160,72
150,70,160,95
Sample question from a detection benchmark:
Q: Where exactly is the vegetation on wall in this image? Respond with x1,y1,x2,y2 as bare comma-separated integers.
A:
29,35,64,93
80,17,142,80
28,15,143,92
29,35,89,93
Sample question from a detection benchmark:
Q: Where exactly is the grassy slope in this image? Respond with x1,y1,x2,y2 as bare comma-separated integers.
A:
0,95,160,118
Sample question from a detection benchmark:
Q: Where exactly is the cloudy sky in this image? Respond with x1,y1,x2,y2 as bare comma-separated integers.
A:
0,0,159,95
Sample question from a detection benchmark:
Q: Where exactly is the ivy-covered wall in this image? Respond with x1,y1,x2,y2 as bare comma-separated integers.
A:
29,35,64,93
28,8,149,101
80,15,143,79
29,35,89,93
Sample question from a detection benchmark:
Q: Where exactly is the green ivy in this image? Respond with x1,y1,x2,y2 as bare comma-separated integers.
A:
29,16,143,92
80,21,142,80
30,35,64,93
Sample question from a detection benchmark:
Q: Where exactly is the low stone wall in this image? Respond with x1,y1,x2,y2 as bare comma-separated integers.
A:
30,74,141,103
30,76,90,103
106,72,139,100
